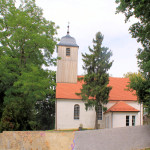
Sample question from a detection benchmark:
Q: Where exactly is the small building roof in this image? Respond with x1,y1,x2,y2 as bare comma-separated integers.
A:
56,76,137,101
105,101,139,113
57,34,79,47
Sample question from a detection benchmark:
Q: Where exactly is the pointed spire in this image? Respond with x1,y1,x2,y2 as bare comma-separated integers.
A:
67,22,70,35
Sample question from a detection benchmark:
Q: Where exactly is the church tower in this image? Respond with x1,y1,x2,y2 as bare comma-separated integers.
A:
56,26,79,83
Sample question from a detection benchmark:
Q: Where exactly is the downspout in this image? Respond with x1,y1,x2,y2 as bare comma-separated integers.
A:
111,112,113,128
140,102,141,126
55,99,57,130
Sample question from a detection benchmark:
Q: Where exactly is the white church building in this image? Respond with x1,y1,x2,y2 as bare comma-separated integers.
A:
55,30,143,130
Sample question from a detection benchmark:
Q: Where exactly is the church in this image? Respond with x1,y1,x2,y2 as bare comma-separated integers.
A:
55,29,143,130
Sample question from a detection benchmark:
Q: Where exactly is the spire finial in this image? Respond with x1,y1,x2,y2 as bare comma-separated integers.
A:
67,22,70,35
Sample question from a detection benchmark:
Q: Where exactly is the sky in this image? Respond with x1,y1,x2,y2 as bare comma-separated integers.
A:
35,0,141,77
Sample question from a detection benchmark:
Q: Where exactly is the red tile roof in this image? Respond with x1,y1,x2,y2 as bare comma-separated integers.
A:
56,76,137,101
105,101,139,113
108,77,136,101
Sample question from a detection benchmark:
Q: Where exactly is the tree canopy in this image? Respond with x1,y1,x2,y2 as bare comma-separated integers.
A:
0,0,57,131
116,0,150,113
76,32,113,129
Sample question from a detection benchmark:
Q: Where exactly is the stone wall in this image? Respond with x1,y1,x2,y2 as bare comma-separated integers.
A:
0,131,75,150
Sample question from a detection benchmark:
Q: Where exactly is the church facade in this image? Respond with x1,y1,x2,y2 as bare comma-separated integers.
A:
55,31,143,130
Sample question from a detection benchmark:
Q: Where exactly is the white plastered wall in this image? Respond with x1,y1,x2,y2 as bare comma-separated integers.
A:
56,99,96,130
56,99,143,130
127,101,143,125
104,101,143,128
105,112,112,128
112,112,139,128
106,101,143,127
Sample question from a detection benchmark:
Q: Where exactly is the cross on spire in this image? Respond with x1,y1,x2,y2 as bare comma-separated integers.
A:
67,22,70,35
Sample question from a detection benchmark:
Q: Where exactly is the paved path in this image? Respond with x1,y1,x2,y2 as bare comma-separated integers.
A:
74,125,150,150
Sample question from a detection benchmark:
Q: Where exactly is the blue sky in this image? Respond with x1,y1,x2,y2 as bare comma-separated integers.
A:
34,0,141,77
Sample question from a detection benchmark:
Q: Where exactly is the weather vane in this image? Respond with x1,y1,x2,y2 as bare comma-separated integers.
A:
67,22,70,35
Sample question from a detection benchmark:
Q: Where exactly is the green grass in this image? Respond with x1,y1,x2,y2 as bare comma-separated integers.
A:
47,128,91,132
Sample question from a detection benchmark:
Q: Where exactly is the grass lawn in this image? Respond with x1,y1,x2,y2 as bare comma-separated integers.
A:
47,128,91,132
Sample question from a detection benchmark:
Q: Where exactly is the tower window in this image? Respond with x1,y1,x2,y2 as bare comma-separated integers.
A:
66,48,70,56
74,104,80,120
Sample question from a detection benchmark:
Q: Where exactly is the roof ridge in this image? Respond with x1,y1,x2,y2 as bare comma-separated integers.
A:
77,75,129,79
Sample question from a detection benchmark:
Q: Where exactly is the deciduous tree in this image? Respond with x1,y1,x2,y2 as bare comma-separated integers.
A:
0,0,57,131
116,0,150,113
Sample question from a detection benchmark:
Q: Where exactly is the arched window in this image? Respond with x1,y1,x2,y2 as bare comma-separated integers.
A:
97,105,102,120
74,104,80,120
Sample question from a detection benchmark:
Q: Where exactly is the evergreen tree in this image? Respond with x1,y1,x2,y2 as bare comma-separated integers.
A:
0,0,57,131
116,0,150,113
77,32,113,129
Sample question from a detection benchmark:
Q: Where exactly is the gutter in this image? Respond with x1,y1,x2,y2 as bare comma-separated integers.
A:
140,102,141,126
55,99,57,130
111,112,113,128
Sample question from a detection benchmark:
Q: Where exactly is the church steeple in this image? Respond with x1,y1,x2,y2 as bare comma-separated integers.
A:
56,27,79,83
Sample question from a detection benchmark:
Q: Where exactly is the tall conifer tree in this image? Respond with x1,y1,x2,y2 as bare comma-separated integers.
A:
77,32,113,129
